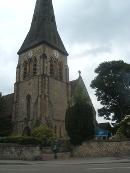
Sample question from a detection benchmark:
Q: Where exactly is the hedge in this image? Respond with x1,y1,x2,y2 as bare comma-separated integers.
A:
0,136,42,145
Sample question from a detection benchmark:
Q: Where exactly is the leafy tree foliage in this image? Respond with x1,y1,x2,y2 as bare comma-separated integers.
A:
91,60,130,122
65,103,95,145
0,97,12,136
73,83,88,104
0,96,5,114
32,124,54,146
0,115,12,137
0,136,42,145
32,124,53,141
66,79,95,145
116,115,130,139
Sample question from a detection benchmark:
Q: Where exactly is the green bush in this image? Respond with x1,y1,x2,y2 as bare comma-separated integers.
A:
0,115,13,137
116,115,130,139
0,125,54,146
0,136,41,145
32,124,53,146
0,97,13,137
65,103,95,145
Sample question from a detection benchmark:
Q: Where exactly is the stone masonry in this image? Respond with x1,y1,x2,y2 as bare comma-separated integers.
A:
0,0,96,138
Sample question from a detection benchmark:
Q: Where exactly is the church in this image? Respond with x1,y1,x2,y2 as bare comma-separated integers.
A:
0,0,96,138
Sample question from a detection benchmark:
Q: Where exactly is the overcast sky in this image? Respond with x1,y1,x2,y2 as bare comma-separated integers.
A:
0,0,130,122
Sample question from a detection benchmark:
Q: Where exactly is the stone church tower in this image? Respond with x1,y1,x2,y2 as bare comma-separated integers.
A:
13,0,70,137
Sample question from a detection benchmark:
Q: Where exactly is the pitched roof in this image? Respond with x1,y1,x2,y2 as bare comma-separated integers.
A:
69,76,94,106
18,0,68,56
98,123,112,130
69,79,78,96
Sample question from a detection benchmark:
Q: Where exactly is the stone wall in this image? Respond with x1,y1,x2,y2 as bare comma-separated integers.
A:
74,141,130,157
0,144,70,160
1,141,130,160
14,43,69,137
0,144,41,160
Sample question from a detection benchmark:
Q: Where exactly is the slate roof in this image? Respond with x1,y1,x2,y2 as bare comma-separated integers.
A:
98,123,112,131
69,79,78,96
18,0,68,56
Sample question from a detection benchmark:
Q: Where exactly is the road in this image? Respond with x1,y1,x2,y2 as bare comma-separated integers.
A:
0,158,130,173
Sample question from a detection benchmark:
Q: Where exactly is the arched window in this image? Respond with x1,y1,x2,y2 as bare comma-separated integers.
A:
50,59,54,77
42,53,47,59
33,58,37,75
28,58,32,75
58,62,63,80
23,61,28,79
26,95,31,121
22,126,31,136
54,125,57,137
40,53,47,74
59,126,62,138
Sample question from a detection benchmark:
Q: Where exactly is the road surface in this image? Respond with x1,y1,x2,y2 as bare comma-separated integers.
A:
0,157,130,173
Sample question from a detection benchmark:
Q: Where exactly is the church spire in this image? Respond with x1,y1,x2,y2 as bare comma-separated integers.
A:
18,0,68,56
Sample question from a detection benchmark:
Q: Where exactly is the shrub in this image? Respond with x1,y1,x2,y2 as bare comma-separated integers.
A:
0,115,13,137
116,115,130,139
65,103,95,145
0,136,41,145
32,124,53,146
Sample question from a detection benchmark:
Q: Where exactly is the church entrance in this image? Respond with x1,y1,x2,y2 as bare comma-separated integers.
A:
22,126,31,136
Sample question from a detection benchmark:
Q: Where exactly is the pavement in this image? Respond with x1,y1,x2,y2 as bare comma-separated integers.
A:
0,157,130,173
0,156,130,165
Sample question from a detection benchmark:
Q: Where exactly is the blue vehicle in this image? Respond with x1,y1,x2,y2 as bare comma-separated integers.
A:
95,128,111,139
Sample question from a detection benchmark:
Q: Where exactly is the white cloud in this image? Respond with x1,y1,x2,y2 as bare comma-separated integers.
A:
0,0,130,122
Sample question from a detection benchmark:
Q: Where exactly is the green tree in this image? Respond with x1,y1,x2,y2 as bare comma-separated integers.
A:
65,103,95,145
65,81,95,145
91,60,130,122
0,96,12,136
73,83,88,104
0,96,5,114
116,115,130,139
0,115,12,137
